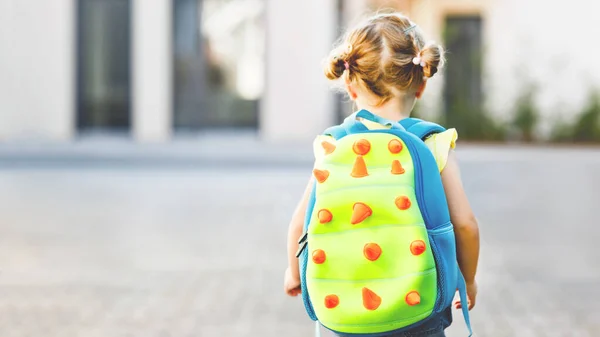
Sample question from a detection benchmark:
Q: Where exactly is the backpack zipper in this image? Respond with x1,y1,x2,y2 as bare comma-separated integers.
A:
296,232,308,258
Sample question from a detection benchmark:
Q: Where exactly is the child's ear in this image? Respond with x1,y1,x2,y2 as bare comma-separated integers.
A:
345,78,358,100
415,80,428,99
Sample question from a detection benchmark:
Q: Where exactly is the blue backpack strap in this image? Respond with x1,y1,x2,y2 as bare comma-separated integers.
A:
399,117,446,140
328,115,443,140
401,117,472,336
323,125,348,140
299,178,318,321
457,271,474,336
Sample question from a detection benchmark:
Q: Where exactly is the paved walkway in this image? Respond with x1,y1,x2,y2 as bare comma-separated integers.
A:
0,143,599,336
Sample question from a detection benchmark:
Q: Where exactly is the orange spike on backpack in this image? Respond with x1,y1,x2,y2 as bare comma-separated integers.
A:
388,139,403,154
351,203,372,224
321,141,336,155
391,160,405,175
353,139,371,155
325,294,340,309
351,155,368,178
405,291,421,306
313,169,330,183
318,209,333,224
312,249,326,264
364,243,382,261
395,196,411,210
410,240,426,256
362,287,382,310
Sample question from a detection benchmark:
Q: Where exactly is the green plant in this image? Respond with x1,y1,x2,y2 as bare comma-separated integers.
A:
549,116,574,143
549,91,600,143
511,85,539,142
443,96,506,141
572,92,600,143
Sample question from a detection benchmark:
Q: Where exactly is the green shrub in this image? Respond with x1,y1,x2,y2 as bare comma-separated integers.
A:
549,91,600,143
572,92,600,143
511,86,539,142
443,99,506,141
548,116,574,143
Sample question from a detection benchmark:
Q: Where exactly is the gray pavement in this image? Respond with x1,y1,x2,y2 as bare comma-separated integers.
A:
0,144,599,336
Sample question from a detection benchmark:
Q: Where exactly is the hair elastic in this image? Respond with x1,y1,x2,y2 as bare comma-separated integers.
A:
412,56,425,68
403,24,417,35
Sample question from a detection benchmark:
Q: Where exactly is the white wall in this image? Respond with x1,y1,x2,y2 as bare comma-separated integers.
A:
132,0,173,142
262,0,338,141
0,0,74,141
486,0,600,135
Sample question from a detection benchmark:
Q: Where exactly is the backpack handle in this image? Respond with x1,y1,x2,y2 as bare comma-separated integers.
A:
354,109,404,129
325,110,407,140
341,110,405,135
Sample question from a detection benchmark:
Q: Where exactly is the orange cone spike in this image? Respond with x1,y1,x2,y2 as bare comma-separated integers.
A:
395,196,411,210
405,291,421,306
312,249,326,264
362,287,382,310
325,294,339,309
321,141,336,155
318,209,333,224
364,243,382,261
351,203,372,224
313,169,329,183
351,155,369,178
353,139,371,155
410,240,426,256
388,139,403,154
391,160,405,175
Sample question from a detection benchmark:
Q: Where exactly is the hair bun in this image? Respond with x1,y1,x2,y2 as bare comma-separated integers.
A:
419,42,445,78
325,55,347,80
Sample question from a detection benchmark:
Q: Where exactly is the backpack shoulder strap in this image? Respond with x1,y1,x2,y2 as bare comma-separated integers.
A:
399,118,446,140
322,125,348,140
400,117,473,336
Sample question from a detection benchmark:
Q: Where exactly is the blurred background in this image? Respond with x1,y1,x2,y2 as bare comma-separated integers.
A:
0,0,599,336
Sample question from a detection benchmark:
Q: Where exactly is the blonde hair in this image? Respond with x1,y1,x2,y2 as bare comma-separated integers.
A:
325,13,445,106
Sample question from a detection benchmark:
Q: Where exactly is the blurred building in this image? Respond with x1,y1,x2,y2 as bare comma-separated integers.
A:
404,0,600,137
0,0,338,143
1,0,600,143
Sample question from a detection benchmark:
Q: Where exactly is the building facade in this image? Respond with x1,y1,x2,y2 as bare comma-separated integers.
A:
0,0,341,143
1,0,599,142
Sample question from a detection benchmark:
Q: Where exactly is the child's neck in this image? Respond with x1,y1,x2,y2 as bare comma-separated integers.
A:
356,94,416,121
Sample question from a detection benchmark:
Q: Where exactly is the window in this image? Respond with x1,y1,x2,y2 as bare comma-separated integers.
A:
443,16,484,137
173,0,265,130
76,0,132,132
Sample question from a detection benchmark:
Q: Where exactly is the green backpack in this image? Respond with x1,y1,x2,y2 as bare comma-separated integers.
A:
296,110,472,336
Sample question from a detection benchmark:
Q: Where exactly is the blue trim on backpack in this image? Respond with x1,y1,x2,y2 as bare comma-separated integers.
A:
301,180,318,321
457,270,473,336
399,117,446,140
301,111,472,336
